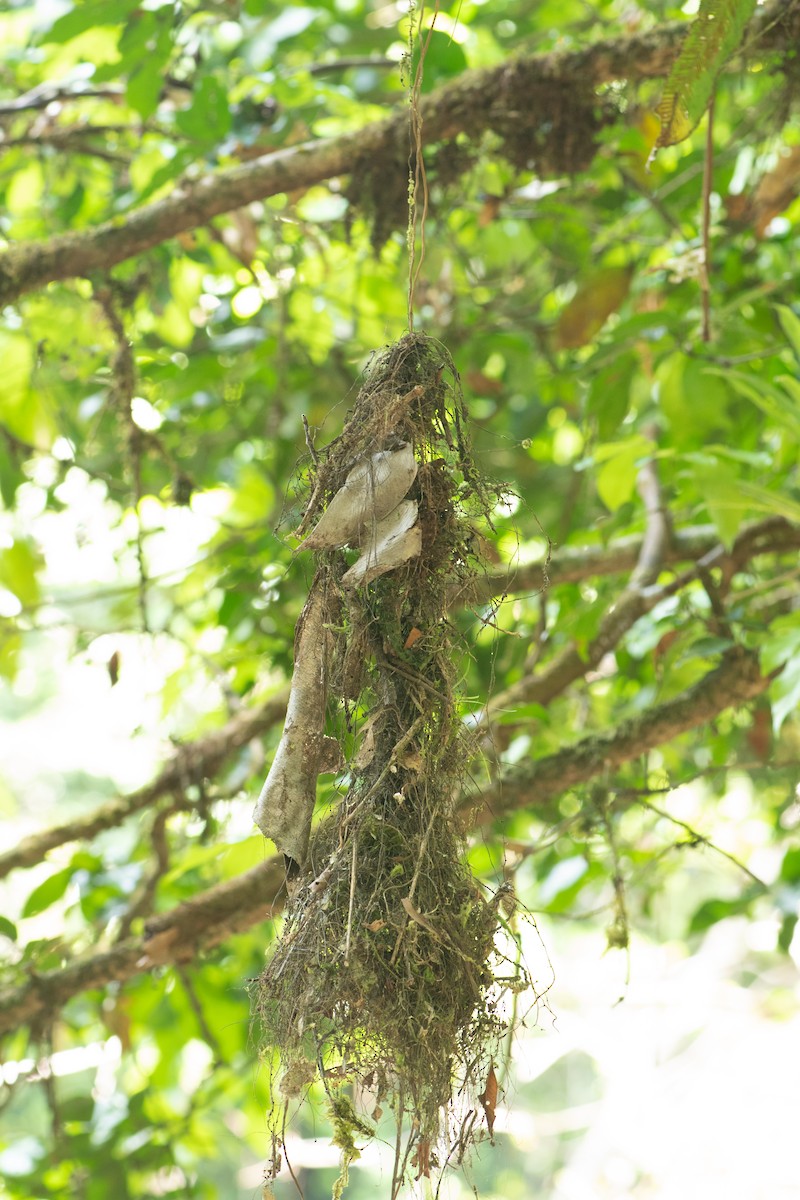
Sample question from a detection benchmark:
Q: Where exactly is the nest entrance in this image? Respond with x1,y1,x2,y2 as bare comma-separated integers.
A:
252,334,527,1194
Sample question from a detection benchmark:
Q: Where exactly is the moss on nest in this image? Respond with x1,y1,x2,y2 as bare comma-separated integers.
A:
252,333,526,1193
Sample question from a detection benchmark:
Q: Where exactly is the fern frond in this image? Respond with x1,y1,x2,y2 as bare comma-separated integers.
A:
656,0,756,147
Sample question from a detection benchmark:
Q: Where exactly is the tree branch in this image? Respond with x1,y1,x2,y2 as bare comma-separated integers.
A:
0,688,289,880
476,515,797,725
458,516,800,605
480,449,668,726
0,646,773,1037
465,646,768,828
0,858,287,1039
0,82,125,116
0,0,795,306
3,519,797,879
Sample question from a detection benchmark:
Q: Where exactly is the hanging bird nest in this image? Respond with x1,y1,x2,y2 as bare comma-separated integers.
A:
251,333,528,1194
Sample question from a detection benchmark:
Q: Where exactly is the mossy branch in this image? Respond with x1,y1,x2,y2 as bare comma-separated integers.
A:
0,0,795,306
0,645,773,1038
2,517,796,881
0,687,289,880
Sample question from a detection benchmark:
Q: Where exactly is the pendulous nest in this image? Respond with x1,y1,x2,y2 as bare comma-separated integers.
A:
252,333,527,1193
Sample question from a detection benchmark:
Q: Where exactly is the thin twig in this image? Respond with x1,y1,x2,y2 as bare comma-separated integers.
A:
479,443,669,731
636,796,768,890
389,804,439,966
302,414,320,465
701,96,715,343
344,835,358,966
595,793,631,995
406,1,437,329
116,807,173,940
175,964,224,1065
96,287,150,631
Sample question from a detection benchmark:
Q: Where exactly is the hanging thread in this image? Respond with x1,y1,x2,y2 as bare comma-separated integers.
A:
406,1,438,331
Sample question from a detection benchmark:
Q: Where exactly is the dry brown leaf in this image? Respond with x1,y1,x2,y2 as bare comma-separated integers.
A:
478,195,503,227
726,146,800,238
107,650,120,687
403,626,423,649
746,704,772,761
365,919,386,933
465,369,504,397
478,1064,498,1137
400,896,439,939
396,746,423,772
102,998,132,1051
223,208,261,261
652,628,680,668
752,145,800,237
353,715,378,770
555,266,634,350
412,1139,431,1179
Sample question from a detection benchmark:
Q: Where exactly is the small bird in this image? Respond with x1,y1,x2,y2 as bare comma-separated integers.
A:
342,499,421,587
298,443,417,551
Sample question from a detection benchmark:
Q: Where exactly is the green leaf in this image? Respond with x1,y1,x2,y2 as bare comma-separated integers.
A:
709,367,800,440
656,0,756,147
175,76,232,145
121,13,174,120
675,635,733,665
778,913,798,954
688,887,759,935
127,64,164,123
0,538,44,608
592,435,651,512
0,332,56,448
658,357,732,444
0,630,21,681
42,0,140,43
776,304,800,361
761,613,800,676
413,29,469,91
779,846,800,884
0,915,17,940
586,351,637,439
768,658,800,735
694,463,800,546
0,451,23,508
22,867,75,918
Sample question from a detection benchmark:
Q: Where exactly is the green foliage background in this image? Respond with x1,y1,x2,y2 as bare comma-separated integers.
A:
1,0,799,1196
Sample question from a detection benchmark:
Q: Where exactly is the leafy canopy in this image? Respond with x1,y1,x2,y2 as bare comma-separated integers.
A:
1,0,800,1196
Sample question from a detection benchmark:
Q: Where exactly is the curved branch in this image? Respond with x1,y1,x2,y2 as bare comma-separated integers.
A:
0,0,795,306
0,687,289,880
0,646,772,1037
465,516,800,605
0,857,287,1039
465,646,768,827
3,519,797,879
480,449,668,727
476,516,799,725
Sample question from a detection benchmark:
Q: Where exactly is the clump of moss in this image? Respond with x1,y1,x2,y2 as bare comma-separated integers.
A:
252,333,526,1195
